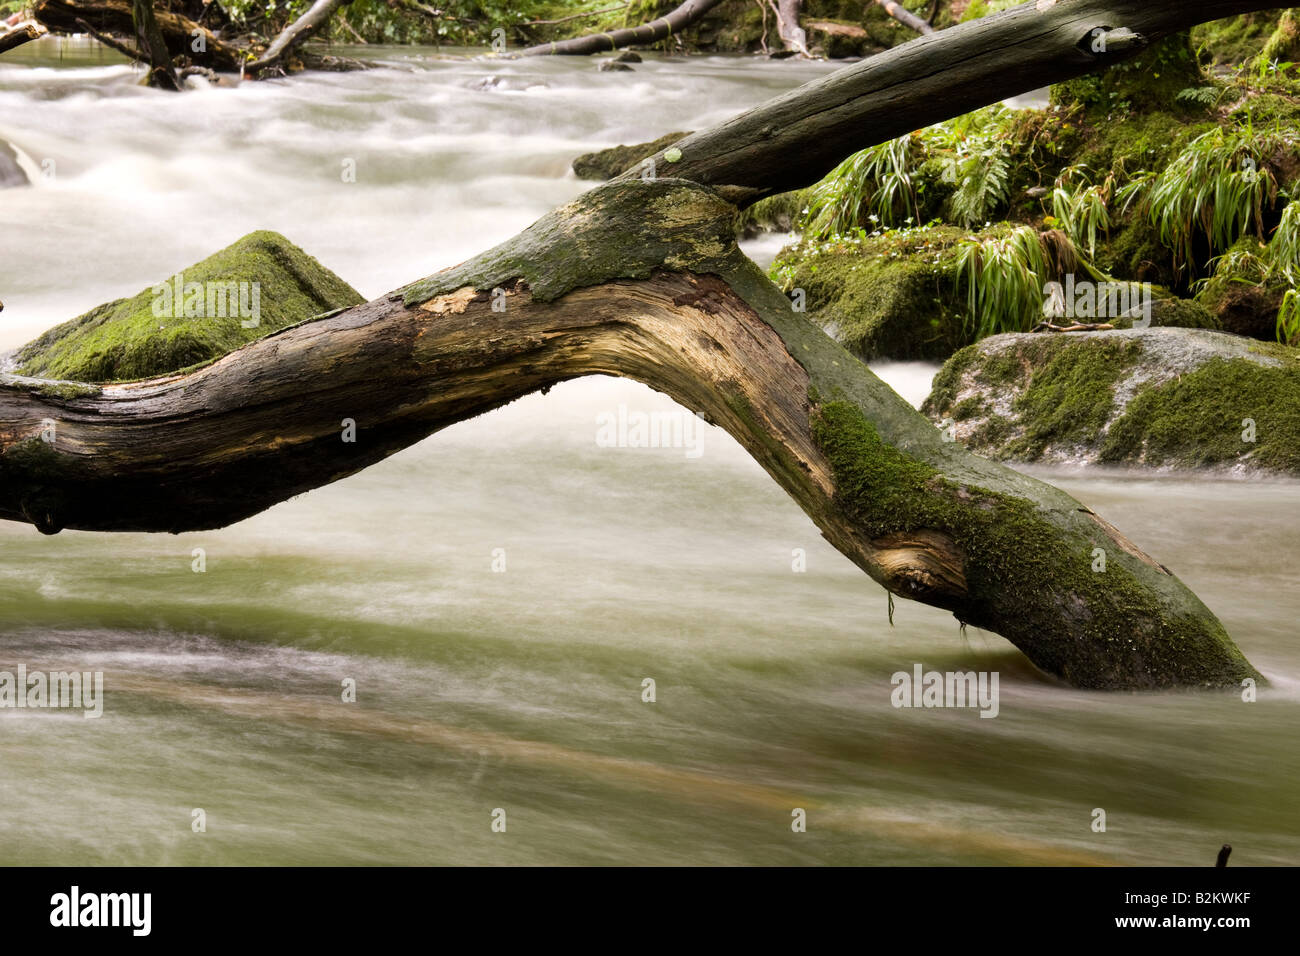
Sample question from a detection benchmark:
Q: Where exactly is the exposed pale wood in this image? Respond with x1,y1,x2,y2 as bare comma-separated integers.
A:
246,0,352,75
0,20,48,54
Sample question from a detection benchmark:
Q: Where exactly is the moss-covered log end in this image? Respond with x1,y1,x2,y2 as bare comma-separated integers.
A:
811,399,1260,690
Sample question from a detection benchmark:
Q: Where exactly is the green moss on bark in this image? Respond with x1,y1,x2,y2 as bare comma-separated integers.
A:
572,131,693,181
811,399,1258,688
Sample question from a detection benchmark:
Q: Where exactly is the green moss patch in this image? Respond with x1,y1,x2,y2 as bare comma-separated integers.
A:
924,328,1300,474
1101,354,1300,472
1002,338,1142,458
810,398,1256,688
771,226,970,360
17,231,364,383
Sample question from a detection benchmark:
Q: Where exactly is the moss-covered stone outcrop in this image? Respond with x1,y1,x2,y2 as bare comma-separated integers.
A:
923,327,1300,474
771,226,971,360
15,232,364,383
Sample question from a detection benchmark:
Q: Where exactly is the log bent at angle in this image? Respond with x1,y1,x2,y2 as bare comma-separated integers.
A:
5,0,1286,689
0,180,1262,690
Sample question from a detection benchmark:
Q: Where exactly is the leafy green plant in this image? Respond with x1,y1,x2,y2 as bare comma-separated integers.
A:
803,136,920,239
801,105,1016,241
1269,197,1300,287
1175,85,1229,107
1119,122,1291,276
1047,164,1111,260
1196,199,1300,344
1279,288,1300,346
940,142,1011,228
950,226,1054,339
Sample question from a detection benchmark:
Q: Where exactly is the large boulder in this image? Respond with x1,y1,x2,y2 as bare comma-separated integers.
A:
15,231,364,383
772,227,972,361
922,327,1300,475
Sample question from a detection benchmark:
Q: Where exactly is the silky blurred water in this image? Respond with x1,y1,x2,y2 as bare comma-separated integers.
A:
0,41,1296,866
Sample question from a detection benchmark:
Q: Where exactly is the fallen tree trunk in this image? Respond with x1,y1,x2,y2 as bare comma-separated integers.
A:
874,0,934,36
34,0,243,70
2,0,1283,689
520,0,725,56
0,20,48,54
631,0,1281,205
0,180,1261,689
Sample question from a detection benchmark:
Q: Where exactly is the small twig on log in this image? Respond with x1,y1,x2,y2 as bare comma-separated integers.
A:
74,16,146,61
1032,321,1116,332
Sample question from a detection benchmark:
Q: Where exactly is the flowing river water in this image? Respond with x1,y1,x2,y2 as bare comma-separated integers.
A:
0,40,1297,866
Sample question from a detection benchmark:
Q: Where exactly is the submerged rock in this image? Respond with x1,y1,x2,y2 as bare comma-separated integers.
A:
0,139,29,189
16,231,364,383
922,327,1300,475
571,131,692,181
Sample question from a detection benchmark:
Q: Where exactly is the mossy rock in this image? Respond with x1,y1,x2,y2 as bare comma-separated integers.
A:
1192,11,1289,67
771,226,971,361
571,131,692,181
736,187,813,236
16,231,364,383
1051,33,1207,119
1094,219,1182,289
804,19,877,59
923,327,1300,474
1255,10,1300,68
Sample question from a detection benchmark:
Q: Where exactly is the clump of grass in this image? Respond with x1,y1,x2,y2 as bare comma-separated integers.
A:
1118,121,1294,276
1046,164,1111,260
802,106,1015,240
950,226,1054,339
1196,198,1300,344
803,136,921,238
